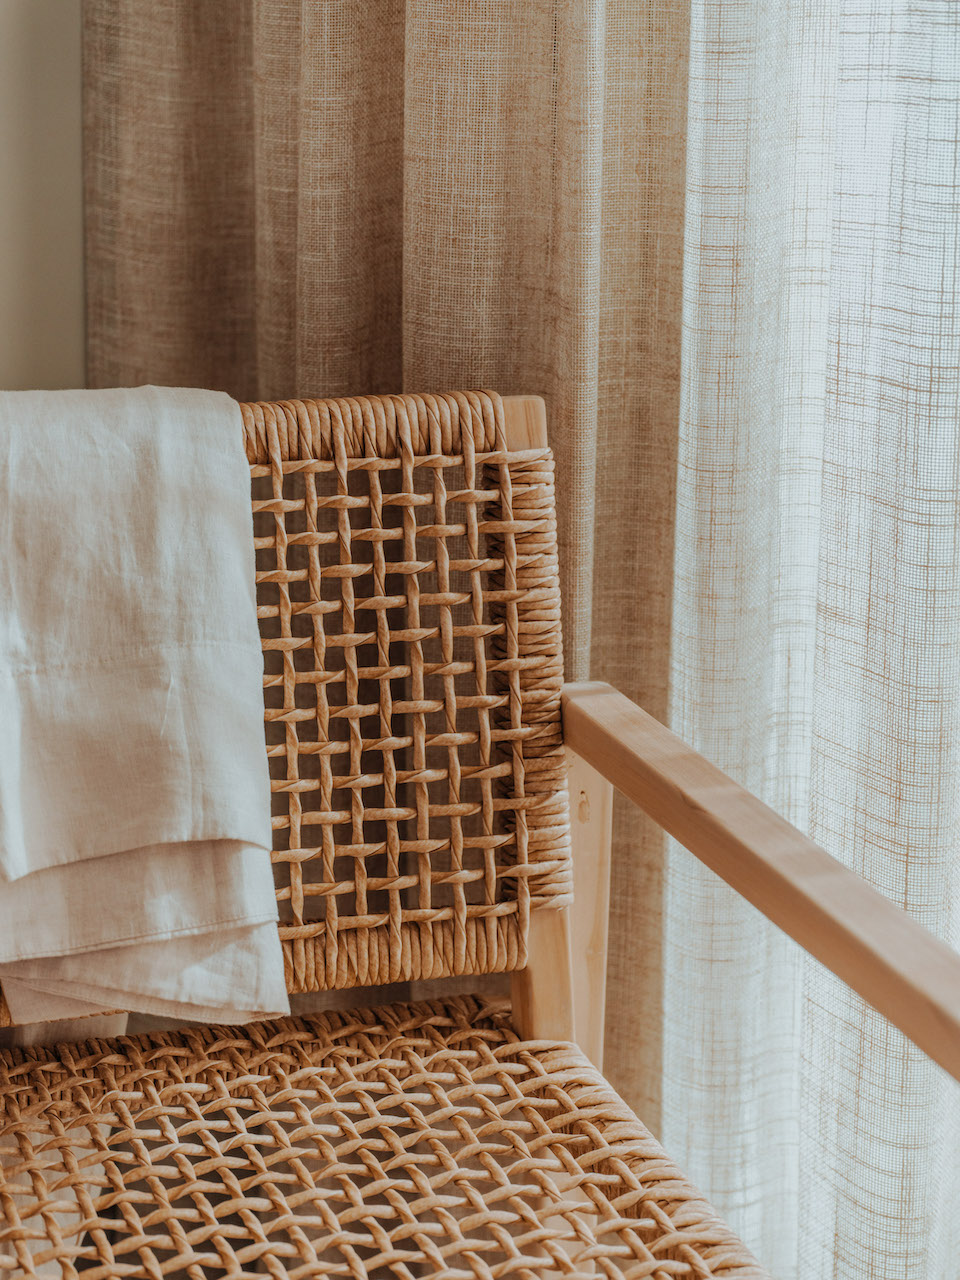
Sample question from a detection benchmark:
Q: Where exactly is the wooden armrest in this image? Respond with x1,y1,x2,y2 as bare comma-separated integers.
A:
562,680,960,1083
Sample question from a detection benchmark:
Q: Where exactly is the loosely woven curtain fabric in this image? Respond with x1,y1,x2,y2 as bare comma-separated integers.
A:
82,1,960,1275
668,3,960,1275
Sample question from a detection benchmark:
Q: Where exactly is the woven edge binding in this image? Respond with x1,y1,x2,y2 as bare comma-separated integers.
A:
241,390,506,462
244,389,573,995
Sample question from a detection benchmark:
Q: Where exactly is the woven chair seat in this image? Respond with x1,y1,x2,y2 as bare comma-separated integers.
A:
0,997,758,1279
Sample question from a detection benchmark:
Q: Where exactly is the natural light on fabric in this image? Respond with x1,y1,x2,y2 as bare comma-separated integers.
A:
669,0,960,1274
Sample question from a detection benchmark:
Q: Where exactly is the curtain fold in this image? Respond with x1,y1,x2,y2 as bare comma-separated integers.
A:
82,1,960,1274
668,1,960,1273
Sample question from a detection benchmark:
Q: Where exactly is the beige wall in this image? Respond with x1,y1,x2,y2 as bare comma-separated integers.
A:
0,0,83,390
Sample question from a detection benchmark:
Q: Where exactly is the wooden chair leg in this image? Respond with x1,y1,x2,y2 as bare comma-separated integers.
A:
566,748,613,1068
509,755,613,1058
511,909,576,1042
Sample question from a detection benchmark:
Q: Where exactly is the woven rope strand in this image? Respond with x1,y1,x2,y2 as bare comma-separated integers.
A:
247,391,571,995
0,998,765,1279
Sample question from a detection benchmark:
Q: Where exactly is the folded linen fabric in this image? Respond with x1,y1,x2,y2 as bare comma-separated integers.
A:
0,386,288,1025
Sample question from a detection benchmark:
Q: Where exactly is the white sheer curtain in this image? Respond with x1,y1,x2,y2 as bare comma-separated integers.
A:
668,0,960,1274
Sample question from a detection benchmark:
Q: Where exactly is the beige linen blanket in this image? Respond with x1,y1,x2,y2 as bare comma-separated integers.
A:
0,386,288,1024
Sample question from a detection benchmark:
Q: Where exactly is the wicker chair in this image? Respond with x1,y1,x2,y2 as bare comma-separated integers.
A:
2,391,958,1280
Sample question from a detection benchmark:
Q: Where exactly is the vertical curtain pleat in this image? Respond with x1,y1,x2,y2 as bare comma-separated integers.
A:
666,2,819,1267
400,1,606,671
84,0,257,392
593,0,691,1125
251,0,405,398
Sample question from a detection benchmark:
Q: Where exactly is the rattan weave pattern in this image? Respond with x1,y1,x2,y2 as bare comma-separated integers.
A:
239,391,571,994
0,997,762,1279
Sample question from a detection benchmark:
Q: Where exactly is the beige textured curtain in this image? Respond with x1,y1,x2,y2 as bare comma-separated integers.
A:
83,0,678,1132
82,1,960,1274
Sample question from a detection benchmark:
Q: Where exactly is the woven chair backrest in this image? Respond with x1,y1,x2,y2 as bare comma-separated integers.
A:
242,390,572,995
